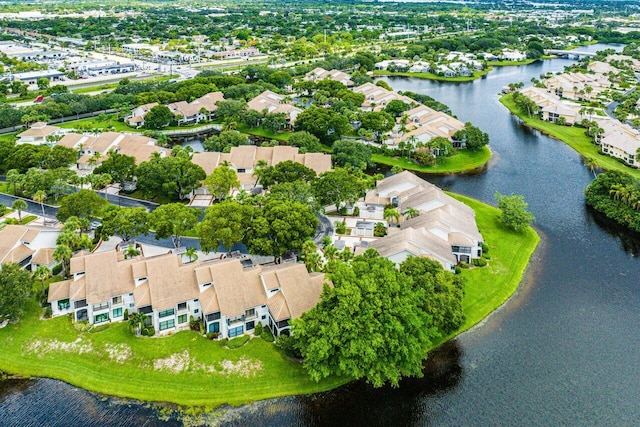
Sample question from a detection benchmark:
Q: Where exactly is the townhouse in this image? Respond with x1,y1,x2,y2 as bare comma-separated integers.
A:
48,250,325,338
596,119,640,168
246,90,302,126
0,225,59,270
359,172,483,270
16,122,65,145
125,92,224,128
352,82,415,112
391,105,465,146
304,67,354,88
191,145,331,191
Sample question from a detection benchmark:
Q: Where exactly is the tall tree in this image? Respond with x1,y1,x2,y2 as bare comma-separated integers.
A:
11,199,27,222
204,165,240,200
32,264,51,297
148,203,199,249
0,263,33,321
136,155,206,201
56,189,107,221
293,254,438,387
245,199,318,260
94,152,137,185
144,105,174,129
33,190,47,224
197,200,253,253
100,207,150,242
494,192,535,231
312,168,365,211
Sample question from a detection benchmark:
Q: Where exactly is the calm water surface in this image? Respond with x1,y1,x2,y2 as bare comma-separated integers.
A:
2,44,639,426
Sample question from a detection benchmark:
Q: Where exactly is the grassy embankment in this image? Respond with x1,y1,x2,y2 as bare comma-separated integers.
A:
500,93,640,179
374,68,492,82
372,145,491,174
0,194,538,409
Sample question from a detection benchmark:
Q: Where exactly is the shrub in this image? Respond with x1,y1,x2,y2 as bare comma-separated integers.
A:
124,309,129,319
472,258,487,267
261,328,275,342
89,323,110,333
146,327,155,336
207,332,219,340
481,242,489,254
352,206,360,216
254,321,263,336
334,220,346,235
276,335,302,359
226,334,250,349
52,264,62,275
0,204,7,216
44,306,52,317
199,321,205,335
219,338,228,346
459,262,470,269
454,265,462,274
73,321,92,332
4,218,18,225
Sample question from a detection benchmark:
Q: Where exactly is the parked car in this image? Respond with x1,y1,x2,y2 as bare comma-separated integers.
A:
33,95,44,103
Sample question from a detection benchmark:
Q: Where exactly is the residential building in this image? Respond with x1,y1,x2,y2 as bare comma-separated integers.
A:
0,225,59,270
352,82,415,112
358,172,483,269
304,67,354,87
597,119,640,168
125,92,224,128
247,90,302,126
391,105,465,146
16,122,64,145
48,250,326,338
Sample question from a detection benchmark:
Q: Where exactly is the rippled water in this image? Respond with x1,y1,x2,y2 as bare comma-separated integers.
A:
2,44,639,426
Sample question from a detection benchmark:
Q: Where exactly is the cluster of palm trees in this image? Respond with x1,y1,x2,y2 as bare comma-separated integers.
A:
609,181,640,210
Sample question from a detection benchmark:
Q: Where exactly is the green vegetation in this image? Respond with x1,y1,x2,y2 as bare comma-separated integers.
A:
500,93,640,179
585,170,640,232
0,193,537,407
372,145,491,174
487,59,537,67
58,117,138,133
432,194,540,347
374,68,492,82
0,302,346,407
236,124,292,142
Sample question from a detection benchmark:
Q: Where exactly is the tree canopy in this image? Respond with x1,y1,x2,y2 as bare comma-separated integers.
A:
144,105,174,129
294,106,351,145
100,207,149,242
94,152,137,185
204,165,240,200
148,203,200,249
454,122,489,151
136,155,206,201
197,200,253,252
332,140,372,170
293,254,438,387
494,192,535,231
312,168,365,210
0,262,33,322
56,189,107,221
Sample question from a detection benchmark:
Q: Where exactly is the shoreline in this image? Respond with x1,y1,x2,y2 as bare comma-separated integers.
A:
372,145,492,174
499,93,640,179
0,194,539,411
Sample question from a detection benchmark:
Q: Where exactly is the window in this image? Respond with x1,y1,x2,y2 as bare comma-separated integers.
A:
94,312,109,324
178,314,187,324
177,302,187,311
229,325,244,338
246,321,255,331
75,299,88,309
208,322,219,333
194,309,199,314
159,309,174,318
112,296,122,305
57,299,70,310
113,307,123,318
159,319,175,331
206,312,221,322
261,315,266,320
245,308,255,318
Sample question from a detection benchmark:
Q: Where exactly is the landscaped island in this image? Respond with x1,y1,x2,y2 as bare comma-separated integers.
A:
0,195,539,409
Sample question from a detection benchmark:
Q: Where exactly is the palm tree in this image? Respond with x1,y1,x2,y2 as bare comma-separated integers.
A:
128,312,148,336
252,159,269,186
11,199,27,222
33,190,47,224
583,158,599,178
32,265,51,296
6,169,22,195
185,247,198,263
53,244,72,277
404,207,419,220
383,207,400,227
124,245,141,259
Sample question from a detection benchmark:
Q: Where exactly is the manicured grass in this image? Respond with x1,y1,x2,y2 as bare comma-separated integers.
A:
72,83,119,94
0,133,17,144
58,117,139,133
500,93,640,179
0,304,347,408
431,194,540,347
236,124,292,142
487,59,537,67
0,196,538,408
374,68,492,82
371,145,491,174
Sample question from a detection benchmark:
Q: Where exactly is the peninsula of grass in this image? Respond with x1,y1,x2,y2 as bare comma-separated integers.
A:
374,68,492,82
372,145,491,174
0,193,538,409
487,59,537,67
236,124,292,142
500,93,640,179
58,117,139,133
432,194,540,347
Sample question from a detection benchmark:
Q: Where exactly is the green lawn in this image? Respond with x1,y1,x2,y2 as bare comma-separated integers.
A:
500,93,640,179
0,133,17,144
0,195,537,408
432,194,540,347
374,68,492,83
487,59,537,67
372,145,491,174
58,117,139,133
236,124,292,142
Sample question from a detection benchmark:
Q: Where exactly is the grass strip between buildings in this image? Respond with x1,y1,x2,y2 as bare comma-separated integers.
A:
0,195,538,409
500,93,640,179
372,145,491,174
